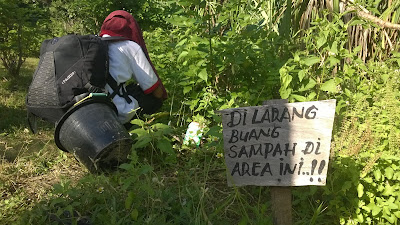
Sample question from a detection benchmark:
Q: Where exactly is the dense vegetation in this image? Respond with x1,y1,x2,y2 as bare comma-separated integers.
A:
1,0,400,224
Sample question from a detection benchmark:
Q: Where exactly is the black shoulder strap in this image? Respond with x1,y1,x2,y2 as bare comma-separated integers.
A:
27,111,38,134
101,35,132,103
106,75,132,104
106,75,119,91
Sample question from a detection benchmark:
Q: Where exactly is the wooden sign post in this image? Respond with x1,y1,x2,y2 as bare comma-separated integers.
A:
265,99,291,225
219,99,336,224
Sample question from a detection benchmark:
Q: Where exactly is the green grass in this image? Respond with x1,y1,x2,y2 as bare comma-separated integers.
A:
0,59,264,225
1,58,400,225
0,58,57,161
0,58,86,224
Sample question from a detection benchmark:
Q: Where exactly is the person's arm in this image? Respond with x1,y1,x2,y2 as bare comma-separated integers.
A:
125,42,164,98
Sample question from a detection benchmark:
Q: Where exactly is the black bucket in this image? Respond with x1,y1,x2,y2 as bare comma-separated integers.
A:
55,96,133,172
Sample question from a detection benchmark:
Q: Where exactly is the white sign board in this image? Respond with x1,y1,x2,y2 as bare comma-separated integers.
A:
219,100,336,186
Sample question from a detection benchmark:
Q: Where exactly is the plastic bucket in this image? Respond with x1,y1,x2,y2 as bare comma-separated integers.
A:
55,96,133,172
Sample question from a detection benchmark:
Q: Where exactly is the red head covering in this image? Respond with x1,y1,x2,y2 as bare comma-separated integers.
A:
100,10,167,99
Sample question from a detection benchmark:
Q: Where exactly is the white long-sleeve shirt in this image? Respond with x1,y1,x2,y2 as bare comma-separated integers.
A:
103,35,159,123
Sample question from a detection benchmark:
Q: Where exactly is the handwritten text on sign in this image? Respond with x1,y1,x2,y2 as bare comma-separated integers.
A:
220,100,336,187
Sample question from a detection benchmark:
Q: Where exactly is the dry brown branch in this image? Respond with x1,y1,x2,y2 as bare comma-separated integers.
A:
344,0,400,30
348,6,400,30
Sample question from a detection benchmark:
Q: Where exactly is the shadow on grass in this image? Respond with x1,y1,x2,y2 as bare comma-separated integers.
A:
0,68,33,92
0,67,35,133
0,103,28,133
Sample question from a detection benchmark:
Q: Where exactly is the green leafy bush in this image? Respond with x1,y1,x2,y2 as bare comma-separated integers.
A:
3,1,400,225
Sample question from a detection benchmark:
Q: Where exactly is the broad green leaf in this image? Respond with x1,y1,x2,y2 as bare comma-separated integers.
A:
157,138,174,155
383,214,396,223
328,56,340,66
279,67,288,76
130,119,144,126
166,15,195,26
177,51,188,62
131,208,139,221
307,92,317,101
330,41,338,55
152,123,172,135
133,136,152,148
139,165,153,175
176,38,187,47
382,184,394,196
304,56,320,66
298,70,306,82
279,87,292,99
387,202,398,210
385,167,394,179
344,64,356,76
353,45,362,54
362,205,371,213
357,183,364,198
371,204,382,216
349,19,365,26
151,123,171,130
299,79,316,92
377,184,385,192
363,177,373,183
119,163,134,171
196,59,206,67
291,94,307,102
374,169,382,181
198,68,208,82
394,171,400,180
317,36,327,49
383,206,391,217
381,73,390,83
281,74,292,89
294,52,300,62
183,86,192,94
356,214,364,223
130,128,148,136
125,191,135,209
178,80,190,86
320,79,337,93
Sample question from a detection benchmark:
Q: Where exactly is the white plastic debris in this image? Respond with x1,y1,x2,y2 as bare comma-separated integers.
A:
183,122,202,146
